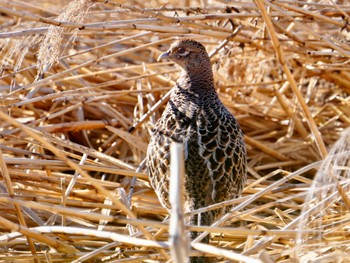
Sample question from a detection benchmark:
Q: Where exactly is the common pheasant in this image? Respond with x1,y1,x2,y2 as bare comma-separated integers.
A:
146,39,247,262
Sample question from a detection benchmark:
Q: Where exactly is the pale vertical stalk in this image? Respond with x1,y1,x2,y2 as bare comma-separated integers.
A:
169,142,188,263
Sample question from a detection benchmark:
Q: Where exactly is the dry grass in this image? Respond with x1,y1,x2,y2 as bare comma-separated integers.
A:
0,0,349,262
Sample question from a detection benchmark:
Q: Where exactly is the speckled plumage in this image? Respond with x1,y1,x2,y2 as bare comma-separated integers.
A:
147,39,247,262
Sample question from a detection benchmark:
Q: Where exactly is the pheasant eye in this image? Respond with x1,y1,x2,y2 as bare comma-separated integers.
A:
177,47,190,57
178,48,186,54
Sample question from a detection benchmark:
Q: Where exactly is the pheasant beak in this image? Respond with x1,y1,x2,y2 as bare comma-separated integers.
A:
157,51,170,61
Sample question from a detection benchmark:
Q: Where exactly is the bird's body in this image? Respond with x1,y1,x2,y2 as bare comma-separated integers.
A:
146,39,247,262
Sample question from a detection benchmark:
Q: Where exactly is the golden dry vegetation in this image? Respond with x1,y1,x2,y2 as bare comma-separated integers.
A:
0,0,349,262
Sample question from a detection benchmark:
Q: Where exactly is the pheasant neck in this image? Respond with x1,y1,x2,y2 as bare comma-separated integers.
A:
178,67,215,93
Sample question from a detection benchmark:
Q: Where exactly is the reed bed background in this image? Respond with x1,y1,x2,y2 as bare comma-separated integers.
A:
0,0,349,262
